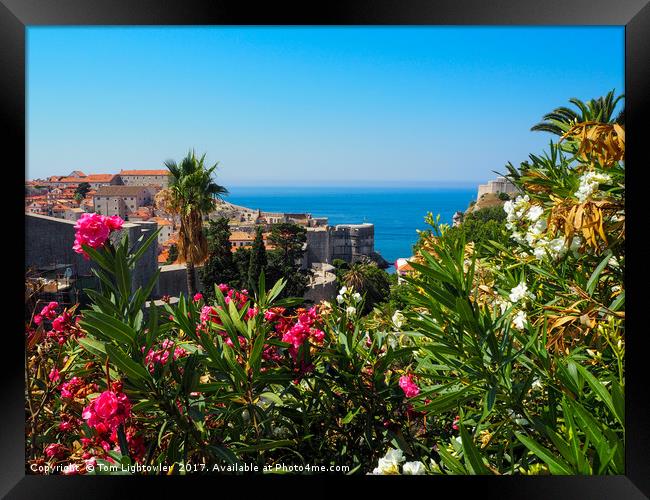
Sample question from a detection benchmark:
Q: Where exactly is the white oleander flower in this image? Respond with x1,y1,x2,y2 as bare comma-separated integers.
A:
511,231,526,244
575,171,612,203
526,205,544,222
509,282,532,303
525,219,547,246
402,461,426,475
346,306,356,316
352,292,362,303
392,310,405,329
336,294,345,304
533,240,548,260
338,286,348,295
496,298,512,315
532,236,568,261
512,310,527,330
504,195,531,223
371,448,405,475
547,237,567,260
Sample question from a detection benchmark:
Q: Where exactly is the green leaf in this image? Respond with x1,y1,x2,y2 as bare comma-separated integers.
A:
574,364,622,425
105,344,150,382
586,253,612,296
515,432,573,475
77,337,108,357
81,244,115,274
341,407,361,425
81,310,137,346
249,332,266,374
436,444,467,474
459,425,491,474
417,385,477,413
259,392,284,406
610,380,625,424
128,228,161,268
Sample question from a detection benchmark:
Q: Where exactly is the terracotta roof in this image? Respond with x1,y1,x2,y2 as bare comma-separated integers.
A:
395,258,414,273
119,169,170,176
57,176,86,183
151,217,172,226
94,185,149,197
85,174,116,182
229,232,255,241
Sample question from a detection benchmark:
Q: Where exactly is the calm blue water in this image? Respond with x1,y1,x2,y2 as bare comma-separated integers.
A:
225,186,476,268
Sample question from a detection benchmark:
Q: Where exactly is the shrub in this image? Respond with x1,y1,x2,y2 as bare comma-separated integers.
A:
25,94,624,476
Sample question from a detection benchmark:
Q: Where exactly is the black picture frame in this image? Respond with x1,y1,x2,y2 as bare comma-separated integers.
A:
3,1,649,497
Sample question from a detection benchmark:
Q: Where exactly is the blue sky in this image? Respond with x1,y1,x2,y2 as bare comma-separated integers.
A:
27,26,624,187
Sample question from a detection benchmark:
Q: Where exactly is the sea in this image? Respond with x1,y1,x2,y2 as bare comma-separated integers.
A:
225,186,477,271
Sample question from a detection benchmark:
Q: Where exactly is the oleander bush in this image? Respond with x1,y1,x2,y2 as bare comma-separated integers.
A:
25,94,624,475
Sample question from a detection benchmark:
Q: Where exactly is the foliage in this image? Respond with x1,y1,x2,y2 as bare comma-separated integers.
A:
531,90,624,136
340,262,391,314
248,227,267,292
165,244,179,265
443,206,512,256
266,223,308,299
74,182,91,202
200,218,237,298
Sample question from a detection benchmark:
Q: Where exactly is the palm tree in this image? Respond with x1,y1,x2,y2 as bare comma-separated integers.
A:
531,90,624,136
164,150,228,296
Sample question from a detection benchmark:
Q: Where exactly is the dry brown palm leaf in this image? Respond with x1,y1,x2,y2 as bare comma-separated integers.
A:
549,198,622,252
560,121,625,168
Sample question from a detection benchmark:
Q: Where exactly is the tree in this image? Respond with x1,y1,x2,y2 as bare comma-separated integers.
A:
267,223,308,298
531,90,624,136
247,226,267,291
74,182,91,203
232,247,252,290
431,205,511,257
166,243,179,265
165,150,228,296
201,217,237,297
341,262,391,314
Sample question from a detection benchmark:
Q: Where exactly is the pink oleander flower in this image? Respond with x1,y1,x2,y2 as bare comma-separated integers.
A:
37,301,59,323
60,376,84,399
144,339,188,372
51,311,71,333
452,415,460,431
58,420,74,432
44,443,67,460
218,283,229,294
246,307,259,320
399,374,420,398
82,390,131,433
73,213,124,259
193,292,203,302
105,215,124,231
48,368,60,383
